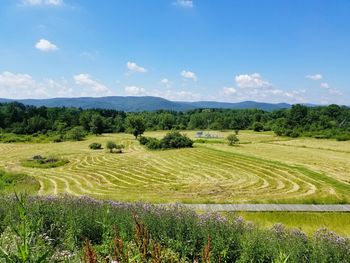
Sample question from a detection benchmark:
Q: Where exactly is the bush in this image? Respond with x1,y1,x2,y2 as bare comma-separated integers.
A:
89,143,102,150
141,131,193,150
335,134,350,141
106,141,124,153
145,138,162,150
290,130,300,138
138,136,150,145
227,134,239,146
160,131,193,149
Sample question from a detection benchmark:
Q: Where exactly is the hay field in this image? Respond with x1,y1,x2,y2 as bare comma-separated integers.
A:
0,131,349,204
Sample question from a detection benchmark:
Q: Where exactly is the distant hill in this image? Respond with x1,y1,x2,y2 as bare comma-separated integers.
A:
0,96,292,112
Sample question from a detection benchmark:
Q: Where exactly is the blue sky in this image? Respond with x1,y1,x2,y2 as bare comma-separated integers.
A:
0,0,349,104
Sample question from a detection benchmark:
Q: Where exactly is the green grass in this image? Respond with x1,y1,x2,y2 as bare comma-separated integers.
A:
21,156,69,169
0,170,40,194
235,212,350,237
0,131,349,204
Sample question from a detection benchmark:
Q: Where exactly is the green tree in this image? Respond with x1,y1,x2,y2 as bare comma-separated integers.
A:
227,134,239,146
125,115,146,139
252,122,264,132
65,126,85,141
158,113,175,130
89,114,104,135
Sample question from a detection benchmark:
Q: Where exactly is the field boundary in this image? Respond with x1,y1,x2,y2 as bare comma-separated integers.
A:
181,204,350,212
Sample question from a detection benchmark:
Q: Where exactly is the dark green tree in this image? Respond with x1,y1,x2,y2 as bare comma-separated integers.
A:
89,114,105,135
125,115,146,139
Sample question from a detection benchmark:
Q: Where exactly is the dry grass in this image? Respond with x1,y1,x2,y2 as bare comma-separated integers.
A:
0,131,349,204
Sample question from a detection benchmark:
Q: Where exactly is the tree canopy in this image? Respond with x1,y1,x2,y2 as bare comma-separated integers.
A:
0,102,349,141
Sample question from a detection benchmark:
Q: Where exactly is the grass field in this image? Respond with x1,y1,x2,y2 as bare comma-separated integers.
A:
0,130,349,204
234,212,350,237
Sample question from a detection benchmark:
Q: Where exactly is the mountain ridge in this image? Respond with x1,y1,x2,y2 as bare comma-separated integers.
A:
0,96,296,111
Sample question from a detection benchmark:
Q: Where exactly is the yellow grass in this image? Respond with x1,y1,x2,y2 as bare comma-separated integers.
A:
0,131,349,203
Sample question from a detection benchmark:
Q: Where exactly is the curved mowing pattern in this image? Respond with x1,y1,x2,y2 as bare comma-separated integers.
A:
0,135,349,204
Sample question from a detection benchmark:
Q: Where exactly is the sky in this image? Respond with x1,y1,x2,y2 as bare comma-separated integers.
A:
0,0,349,104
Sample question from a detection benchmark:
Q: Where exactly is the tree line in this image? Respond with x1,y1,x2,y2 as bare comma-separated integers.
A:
0,102,349,140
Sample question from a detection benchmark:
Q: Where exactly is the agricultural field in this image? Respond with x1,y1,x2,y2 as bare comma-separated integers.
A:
1,130,349,204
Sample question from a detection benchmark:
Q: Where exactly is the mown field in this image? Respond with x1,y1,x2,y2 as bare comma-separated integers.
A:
1,130,349,204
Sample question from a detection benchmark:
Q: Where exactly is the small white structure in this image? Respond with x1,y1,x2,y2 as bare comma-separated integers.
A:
195,131,204,138
195,131,221,139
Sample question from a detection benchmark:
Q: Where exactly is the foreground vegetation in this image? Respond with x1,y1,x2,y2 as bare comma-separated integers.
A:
1,102,350,142
0,195,349,263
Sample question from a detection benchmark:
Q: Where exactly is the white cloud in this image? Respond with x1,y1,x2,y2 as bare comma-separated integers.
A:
23,0,63,6
35,39,58,52
124,86,146,96
174,0,193,8
306,74,323,81
126,62,147,73
0,71,72,99
319,82,343,95
221,87,237,95
160,78,172,88
211,73,308,103
74,74,111,95
181,70,197,81
235,73,270,88
151,89,201,101
160,78,170,85
320,82,329,89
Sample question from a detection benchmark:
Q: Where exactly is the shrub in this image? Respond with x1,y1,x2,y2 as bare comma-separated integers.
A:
335,134,350,141
145,138,162,150
106,141,124,153
160,131,193,149
290,130,300,138
227,134,239,146
89,143,102,150
141,132,193,150
138,136,150,145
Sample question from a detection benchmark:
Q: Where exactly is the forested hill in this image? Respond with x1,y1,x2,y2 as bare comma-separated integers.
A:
0,96,292,112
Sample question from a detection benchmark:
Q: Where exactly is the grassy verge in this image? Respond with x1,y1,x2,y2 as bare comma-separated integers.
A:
0,170,40,194
234,212,350,237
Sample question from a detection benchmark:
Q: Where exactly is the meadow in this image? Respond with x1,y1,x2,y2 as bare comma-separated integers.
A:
0,130,349,205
